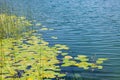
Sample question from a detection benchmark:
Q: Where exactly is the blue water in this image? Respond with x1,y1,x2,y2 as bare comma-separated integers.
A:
3,0,120,80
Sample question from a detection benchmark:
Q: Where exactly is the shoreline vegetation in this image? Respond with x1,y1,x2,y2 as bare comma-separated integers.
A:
0,14,108,80
0,14,32,39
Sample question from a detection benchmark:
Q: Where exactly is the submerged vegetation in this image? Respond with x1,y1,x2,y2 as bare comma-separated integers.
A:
0,13,108,80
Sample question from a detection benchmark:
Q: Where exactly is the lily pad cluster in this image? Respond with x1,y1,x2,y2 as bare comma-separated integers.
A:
0,35,108,80
62,55,108,70
0,35,69,80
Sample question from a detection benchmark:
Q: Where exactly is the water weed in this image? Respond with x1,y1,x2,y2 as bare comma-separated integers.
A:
0,14,108,80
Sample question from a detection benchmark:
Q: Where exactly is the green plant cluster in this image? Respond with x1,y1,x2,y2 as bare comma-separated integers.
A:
0,35,108,80
0,35,69,80
0,29,72,80
0,14,108,80
0,14,32,39
62,55,108,70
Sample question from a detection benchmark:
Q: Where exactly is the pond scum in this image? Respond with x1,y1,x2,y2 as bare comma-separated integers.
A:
0,14,108,80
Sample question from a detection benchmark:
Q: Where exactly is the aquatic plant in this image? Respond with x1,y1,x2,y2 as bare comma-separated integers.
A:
0,14,108,80
40,28,49,31
0,34,68,80
51,36,58,39
0,14,32,39
35,23,42,27
0,33,108,80
62,55,108,70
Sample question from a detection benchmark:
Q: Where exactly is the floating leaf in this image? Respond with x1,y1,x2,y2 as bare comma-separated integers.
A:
97,58,108,61
74,55,89,61
40,28,48,31
26,78,33,80
51,36,58,39
98,66,103,69
64,56,73,59
96,60,103,64
61,53,68,56
36,23,42,26
91,63,98,68
78,55,87,58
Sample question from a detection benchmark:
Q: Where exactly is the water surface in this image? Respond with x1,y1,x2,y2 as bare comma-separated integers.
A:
3,0,120,80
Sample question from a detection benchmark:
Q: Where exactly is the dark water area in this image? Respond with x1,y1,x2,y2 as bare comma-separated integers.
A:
2,0,120,80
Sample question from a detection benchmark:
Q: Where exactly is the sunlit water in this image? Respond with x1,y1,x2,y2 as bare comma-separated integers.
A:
2,0,120,80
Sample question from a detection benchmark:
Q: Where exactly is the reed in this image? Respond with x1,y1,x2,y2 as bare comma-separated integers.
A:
0,14,32,39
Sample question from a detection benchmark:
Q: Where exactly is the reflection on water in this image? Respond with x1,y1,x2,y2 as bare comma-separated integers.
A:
2,0,120,80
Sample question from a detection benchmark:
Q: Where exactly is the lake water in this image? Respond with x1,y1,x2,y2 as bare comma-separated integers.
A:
2,0,120,80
